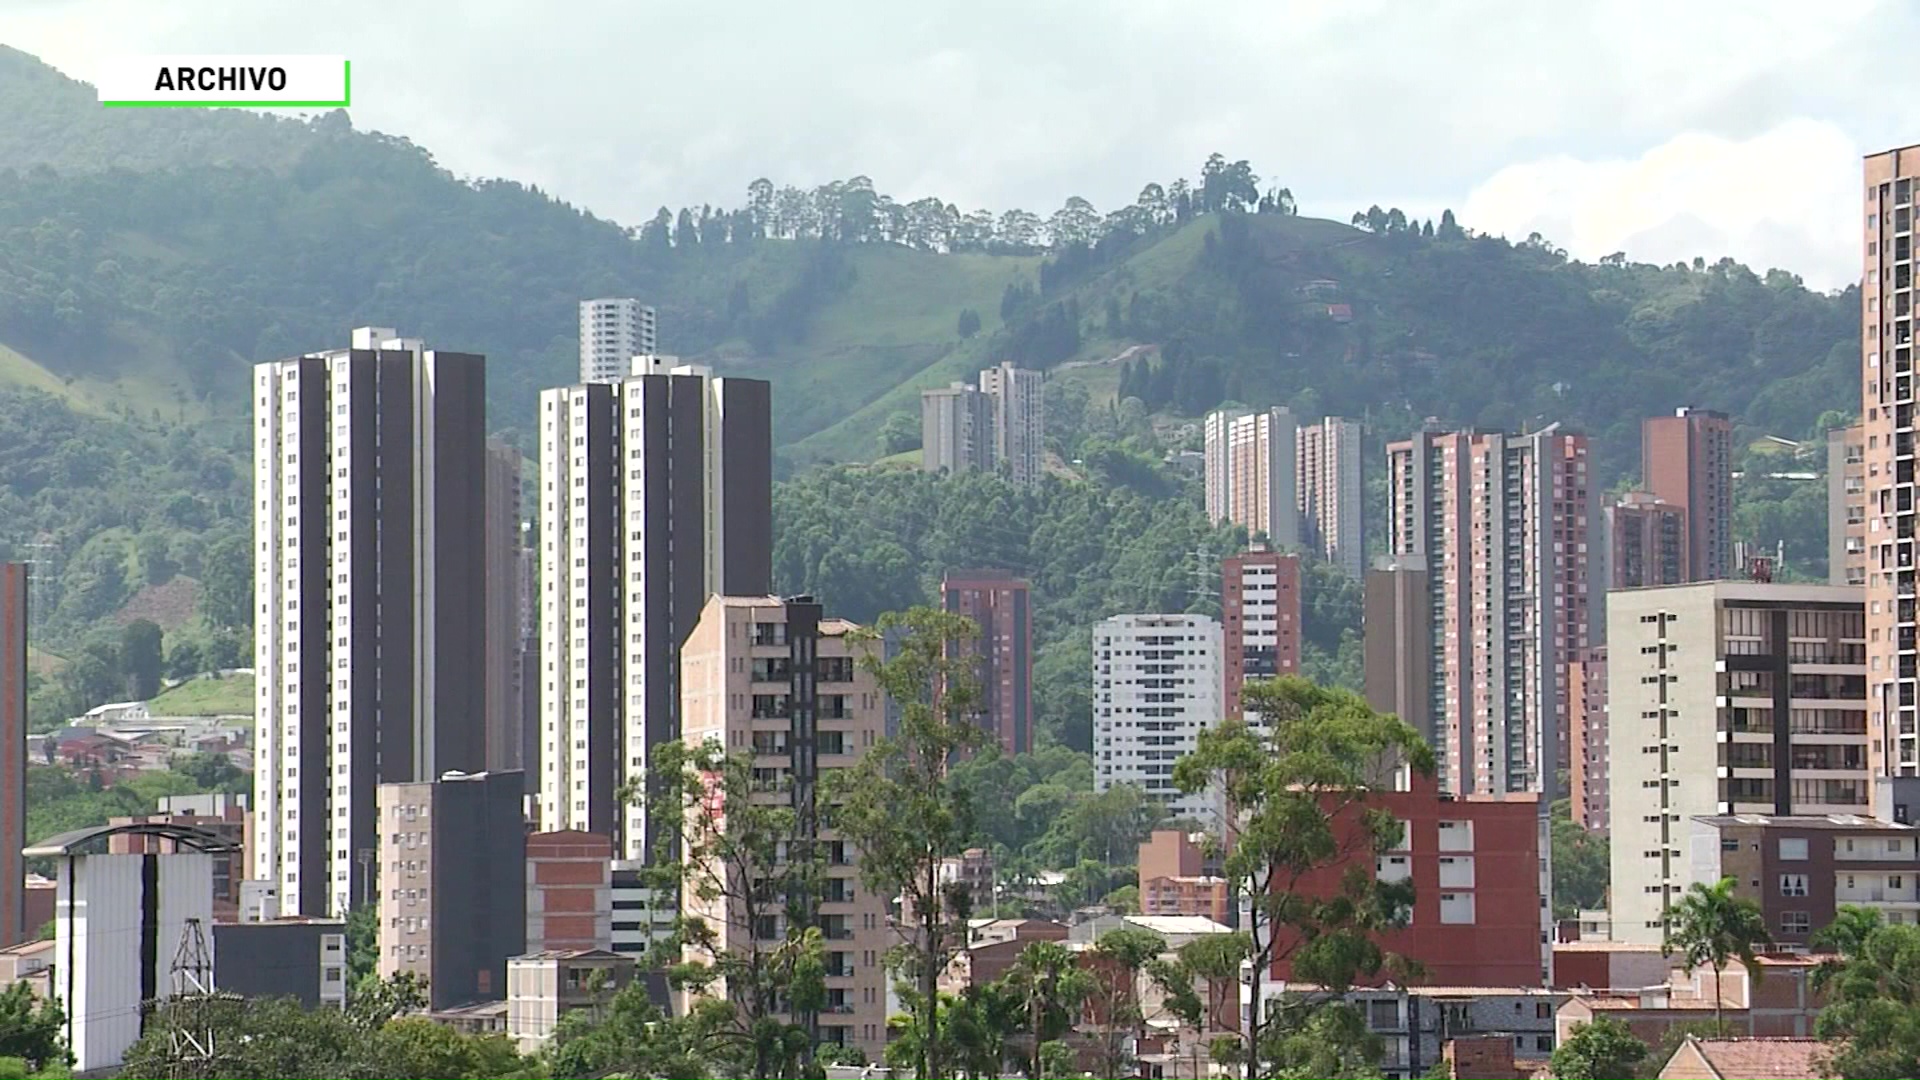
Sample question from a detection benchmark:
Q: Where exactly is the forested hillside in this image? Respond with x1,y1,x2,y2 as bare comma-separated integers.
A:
0,46,1859,733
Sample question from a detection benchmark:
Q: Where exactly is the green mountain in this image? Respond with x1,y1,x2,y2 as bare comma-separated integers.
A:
0,46,1859,732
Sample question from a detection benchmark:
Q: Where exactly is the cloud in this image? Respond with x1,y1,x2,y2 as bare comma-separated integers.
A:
2,0,1915,288
1459,121,1865,290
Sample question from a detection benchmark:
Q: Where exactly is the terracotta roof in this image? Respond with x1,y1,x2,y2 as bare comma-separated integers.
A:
1678,1036,1832,1079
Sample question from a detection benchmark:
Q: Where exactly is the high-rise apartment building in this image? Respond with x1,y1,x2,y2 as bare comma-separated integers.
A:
1220,546,1301,726
1567,647,1609,834
980,362,1045,487
678,595,889,1061
1828,422,1866,587
1092,614,1224,827
253,328,490,917
485,438,530,772
1608,491,1688,589
377,770,526,1009
1387,424,1591,797
1205,408,1365,573
921,382,996,476
1204,407,1300,550
1363,555,1433,742
921,363,1045,486
537,357,772,860
940,570,1034,754
0,563,23,947
1298,416,1366,578
1607,582,1868,944
578,298,657,384
1864,146,1920,777
1643,408,1733,582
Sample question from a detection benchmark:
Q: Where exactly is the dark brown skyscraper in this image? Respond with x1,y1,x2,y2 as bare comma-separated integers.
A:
1608,490,1689,589
0,563,23,946
941,570,1033,753
1642,407,1733,581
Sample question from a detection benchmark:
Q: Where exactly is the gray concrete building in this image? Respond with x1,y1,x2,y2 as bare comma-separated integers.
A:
1363,554,1431,743
213,918,348,1008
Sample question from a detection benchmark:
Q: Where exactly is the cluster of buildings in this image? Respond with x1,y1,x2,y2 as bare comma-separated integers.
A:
1032,145,1920,1077
921,361,1047,485
0,301,989,1073
9,146,1920,1078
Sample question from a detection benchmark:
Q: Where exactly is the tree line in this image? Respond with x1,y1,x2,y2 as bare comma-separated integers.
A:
634,153,1297,255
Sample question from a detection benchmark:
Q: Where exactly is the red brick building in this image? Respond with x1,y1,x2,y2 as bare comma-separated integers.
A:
1271,770,1548,987
941,570,1034,753
1642,408,1733,582
1221,545,1302,725
526,830,613,953
1567,647,1609,833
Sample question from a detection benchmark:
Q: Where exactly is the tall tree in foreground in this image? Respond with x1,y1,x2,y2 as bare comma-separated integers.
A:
631,738,827,1080
1170,676,1434,1080
1812,919,1920,1079
1663,876,1768,1029
829,607,985,1080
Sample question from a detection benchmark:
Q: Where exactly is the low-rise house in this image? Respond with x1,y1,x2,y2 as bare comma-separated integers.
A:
1557,955,1826,1049
506,949,644,1050
939,919,1068,996
428,1000,508,1037
1552,941,1671,991
1657,1034,1835,1079
0,940,54,999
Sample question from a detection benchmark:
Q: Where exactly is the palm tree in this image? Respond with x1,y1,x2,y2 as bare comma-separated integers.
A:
1665,876,1770,1027
1003,940,1093,1080
1810,904,1883,994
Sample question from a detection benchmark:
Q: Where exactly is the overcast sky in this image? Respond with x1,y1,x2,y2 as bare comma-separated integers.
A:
11,0,1917,290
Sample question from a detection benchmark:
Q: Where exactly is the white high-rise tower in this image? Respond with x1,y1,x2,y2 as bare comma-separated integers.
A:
537,357,772,860
253,327,490,917
579,298,658,384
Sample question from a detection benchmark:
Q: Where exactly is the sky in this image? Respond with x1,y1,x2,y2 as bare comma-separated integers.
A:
10,0,1919,290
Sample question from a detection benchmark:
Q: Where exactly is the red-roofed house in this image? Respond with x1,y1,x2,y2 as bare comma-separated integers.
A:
1658,1035,1834,1079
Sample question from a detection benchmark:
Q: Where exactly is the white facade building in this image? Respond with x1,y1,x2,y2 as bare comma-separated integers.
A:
1093,614,1224,826
1607,581,1869,944
1204,407,1301,552
253,327,490,917
979,361,1045,487
537,357,771,861
41,848,214,1074
1297,416,1366,579
578,298,658,384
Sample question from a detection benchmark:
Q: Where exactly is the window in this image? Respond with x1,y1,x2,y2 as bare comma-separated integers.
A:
1781,911,1811,935
1781,874,1809,897
1779,837,1809,861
